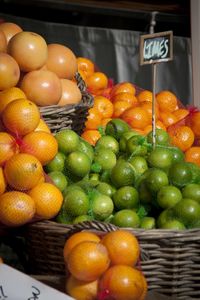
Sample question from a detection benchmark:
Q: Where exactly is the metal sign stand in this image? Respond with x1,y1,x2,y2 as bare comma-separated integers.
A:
149,12,158,149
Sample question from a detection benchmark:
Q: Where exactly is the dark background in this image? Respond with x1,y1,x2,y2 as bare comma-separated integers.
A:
0,0,190,37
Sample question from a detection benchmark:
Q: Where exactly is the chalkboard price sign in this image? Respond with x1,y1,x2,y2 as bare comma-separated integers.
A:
140,31,173,65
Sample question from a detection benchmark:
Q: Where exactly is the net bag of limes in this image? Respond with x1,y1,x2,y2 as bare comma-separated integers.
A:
21,115,200,299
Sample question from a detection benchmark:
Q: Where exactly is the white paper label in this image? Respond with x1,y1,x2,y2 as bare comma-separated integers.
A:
0,264,74,300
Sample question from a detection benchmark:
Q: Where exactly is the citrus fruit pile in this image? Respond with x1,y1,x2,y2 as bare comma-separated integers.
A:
44,120,200,230
0,21,82,107
80,57,200,167
64,230,147,300
0,94,64,227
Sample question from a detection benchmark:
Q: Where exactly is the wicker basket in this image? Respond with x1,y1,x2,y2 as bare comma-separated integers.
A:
39,72,93,135
32,275,176,300
24,220,200,299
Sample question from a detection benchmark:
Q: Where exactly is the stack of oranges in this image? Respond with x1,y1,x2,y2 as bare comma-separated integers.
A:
0,87,63,227
64,229,147,300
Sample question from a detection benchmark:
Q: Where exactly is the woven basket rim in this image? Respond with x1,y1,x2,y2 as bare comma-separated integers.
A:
25,219,200,238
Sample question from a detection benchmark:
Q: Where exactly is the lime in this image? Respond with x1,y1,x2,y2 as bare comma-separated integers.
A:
156,208,174,228
96,182,116,197
55,129,80,154
182,183,200,203
110,160,135,188
100,170,112,184
94,148,116,171
119,130,140,152
73,215,93,224
63,185,83,198
140,217,156,229
161,220,186,230
89,173,100,181
128,156,148,176
147,129,170,146
76,179,99,193
64,189,89,217
112,209,140,228
113,186,139,210
56,210,72,224
187,162,200,183
45,152,65,173
189,218,200,229
105,118,130,140
168,162,193,188
157,185,182,209
65,151,91,178
169,147,184,164
48,171,68,192
146,168,169,193
79,137,94,162
138,181,153,204
91,193,114,221
173,198,200,226
95,135,119,155
147,147,173,169
126,136,147,156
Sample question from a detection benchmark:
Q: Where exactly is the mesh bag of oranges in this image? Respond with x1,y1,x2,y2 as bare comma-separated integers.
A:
0,95,65,229
62,224,147,300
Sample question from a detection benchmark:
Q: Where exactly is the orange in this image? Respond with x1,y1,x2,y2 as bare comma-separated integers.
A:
111,82,136,97
185,147,200,166
101,117,112,127
77,57,95,78
98,265,147,300
0,132,19,166
93,96,113,118
140,100,160,121
155,120,167,131
0,191,36,227
67,241,110,281
28,182,63,219
0,22,23,43
64,231,100,262
112,100,132,118
34,118,51,133
137,90,153,103
168,125,195,152
2,98,40,136
143,120,167,135
0,167,6,195
0,118,5,131
0,87,26,114
121,107,150,130
85,107,102,130
66,275,98,300
4,153,44,191
156,90,177,112
101,87,112,98
188,111,200,138
101,230,140,266
81,130,101,146
111,92,138,106
139,272,148,300
173,108,189,122
160,111,178,127
21,131,58,165
86,72,108,93
0,257,3,263
131,128,145,135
